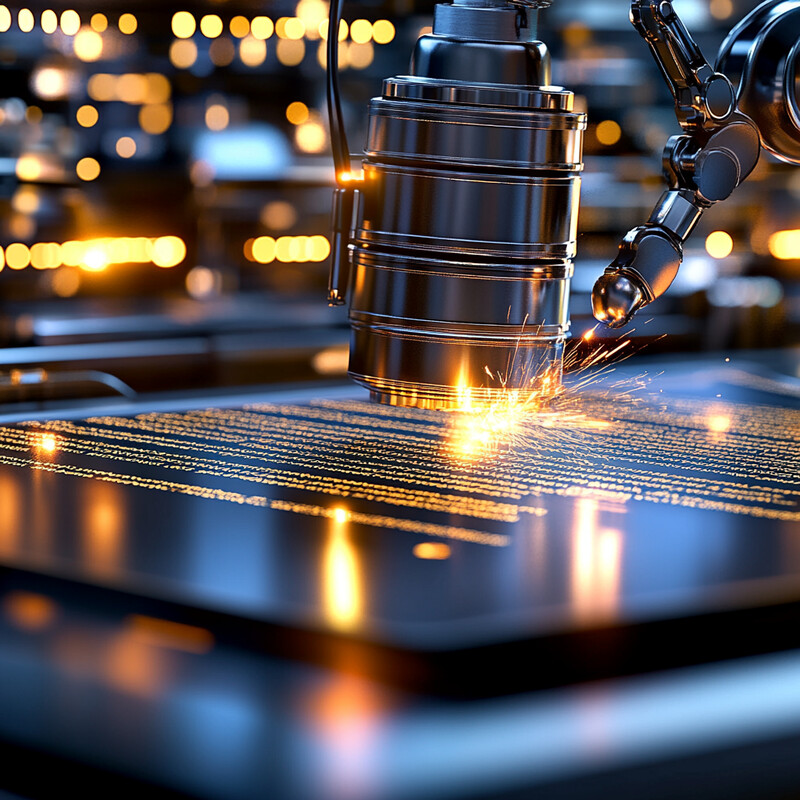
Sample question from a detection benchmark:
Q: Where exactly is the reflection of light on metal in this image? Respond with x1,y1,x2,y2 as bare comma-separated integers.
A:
312,345,350,375
323,507,362,630
571,499,623,622
3,591,58,632
413,542,452,560
125,615,214,654
83,482,125,576
707,413,732,434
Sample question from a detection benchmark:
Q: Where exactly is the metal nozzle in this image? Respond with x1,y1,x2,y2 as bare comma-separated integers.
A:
591,271,646,329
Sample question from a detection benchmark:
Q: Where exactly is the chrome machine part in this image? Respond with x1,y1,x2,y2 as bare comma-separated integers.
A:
328,0,586,409
592,0,766,329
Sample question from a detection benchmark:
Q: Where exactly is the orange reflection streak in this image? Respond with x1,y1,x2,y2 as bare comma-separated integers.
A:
104,632,170,697
413,542,451,560
0,474,21,555
3,591,59,631
323,507,363,630
82,481,125,576
571,498,623,623
125,614,214,654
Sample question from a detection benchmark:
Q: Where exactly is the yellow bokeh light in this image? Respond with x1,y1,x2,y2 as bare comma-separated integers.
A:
87,73,115,101
118,13,137,34
171,11,195,39
596,119,622,146
252,236,276,263
230,15,250,38
30,242,62,270
18,9,34,33
77,105,99,127
152,236,186,268
52,267,80,297
41,9,58,33
0,6,10,32
117,73,148,104
12,186,40,214
295,119,326,153
276,17,305,39
139,103,173,134
350,19,372,43
317,40,349,70
199,14,223,38
205,104,229,131
372,19,395,44
60,9,81,36
25,106,42,124
707,414,732,433
74,29,104,62
251,16,274,40
413,542,452,560
169,39,197,69
76,157,101,181
296,0,326,38
277,38,305,66
115,136,136,158
82,246,109,272
319,19,348,41
239,35,267,67
705,230,734,259
90,12,107,32
33,66,70,100
16,155,42,181
145,73,171,104
6,243,31,270
285,101,309,125
768,229,800,260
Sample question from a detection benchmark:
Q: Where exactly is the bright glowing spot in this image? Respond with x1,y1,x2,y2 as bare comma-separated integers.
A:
205,103,229,131
76,104,98,127
239,35,267,66
312,345,349,375
32,67,69,100
413,542,451,560
251,15,274,40
169,38,197,69
296,0,326,37
151,236,186,268
230,15,250,38
60,9,80,36
117,73,148,104
324,513,361,630
372,19,395,44
295,119,326,152
30,242,62,269
279,17,305,39
82,247,109,272
171,12,196,39
90,12,107,32
705,230,734,259
74,29,104,62
768,229,800,260
0,6,12,32
76,157,101,181
185,265,219,299
16,155,42,181
18,9,34,32
583,328,595,341
5,243,30,270
596,119,622,146
319,18,348,41
12,186,39,215
707,414,732,433
199,14,223,38
350,19,372,43
139,103,172,134
333,507,350,524
125,615,214,655
710,0,734,19
118,13,137,34
252,236,276,263
285,101,309,125
41,10,58,33
115,136,136,158
145,73,171,104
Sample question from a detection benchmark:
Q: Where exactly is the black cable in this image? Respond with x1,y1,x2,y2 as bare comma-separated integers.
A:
326,0,350,180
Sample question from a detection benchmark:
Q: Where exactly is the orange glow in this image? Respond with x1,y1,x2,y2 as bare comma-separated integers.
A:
74,28,104,61
90,13,107,32
16,154,42,181
707,414,732,433
76,104,98,127
171,11,195,38
3,592,58,631
230,15,250,38
596,119,622,146
118,13,137,34
169,39,198,69
768,229,800,260
323,508,362,630
151,236,186,268
286,101,309,125
199,14,223,38
76,157,101,181
125,615,214,654
239,35,267,66
706,231,734,259
372,19,395,44
413,542,452,560
104,633,167,697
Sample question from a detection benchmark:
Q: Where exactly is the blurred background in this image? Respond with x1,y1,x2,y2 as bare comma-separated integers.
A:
0,0,795,403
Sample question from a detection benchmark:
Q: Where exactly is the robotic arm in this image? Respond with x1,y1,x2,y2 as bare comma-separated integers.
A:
592,0,761,328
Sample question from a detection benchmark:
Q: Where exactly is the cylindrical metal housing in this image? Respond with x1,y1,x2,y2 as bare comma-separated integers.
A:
344,5,585,409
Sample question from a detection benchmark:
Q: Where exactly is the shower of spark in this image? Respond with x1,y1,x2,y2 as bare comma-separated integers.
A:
443,326,666,462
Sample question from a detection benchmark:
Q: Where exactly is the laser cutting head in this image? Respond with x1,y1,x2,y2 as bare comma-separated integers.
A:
327,0,585,409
